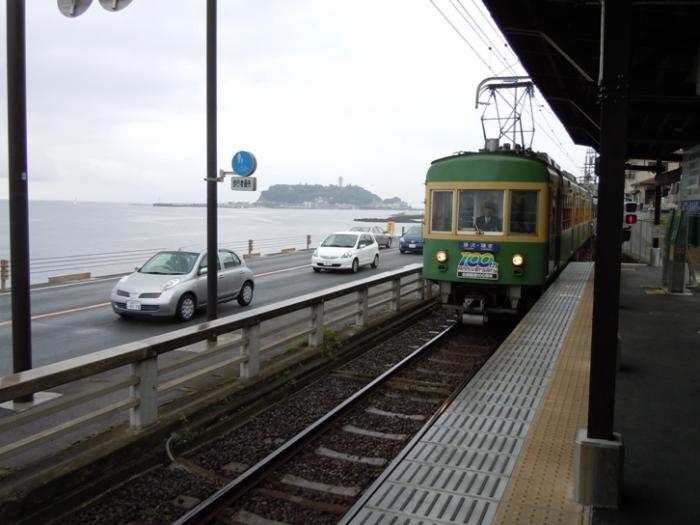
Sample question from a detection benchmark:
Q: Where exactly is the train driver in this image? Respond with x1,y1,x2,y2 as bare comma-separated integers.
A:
475,201,502,232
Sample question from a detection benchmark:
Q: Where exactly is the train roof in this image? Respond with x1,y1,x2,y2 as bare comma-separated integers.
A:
431,148,559,170
428,148,593,194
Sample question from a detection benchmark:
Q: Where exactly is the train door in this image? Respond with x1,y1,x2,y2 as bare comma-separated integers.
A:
548,174,562,276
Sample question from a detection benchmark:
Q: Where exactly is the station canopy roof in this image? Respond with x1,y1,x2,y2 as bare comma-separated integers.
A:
481,1,700,161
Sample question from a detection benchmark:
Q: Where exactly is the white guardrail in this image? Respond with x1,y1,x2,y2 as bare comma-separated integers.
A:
0,264,428,468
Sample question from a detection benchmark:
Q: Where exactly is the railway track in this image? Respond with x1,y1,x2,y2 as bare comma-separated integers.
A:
173,322,502,525
58,309,512,525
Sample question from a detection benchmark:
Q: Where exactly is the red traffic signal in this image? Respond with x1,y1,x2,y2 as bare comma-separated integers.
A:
625,214,637,225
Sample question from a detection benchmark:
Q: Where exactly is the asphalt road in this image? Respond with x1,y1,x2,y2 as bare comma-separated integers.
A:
0,249,422,375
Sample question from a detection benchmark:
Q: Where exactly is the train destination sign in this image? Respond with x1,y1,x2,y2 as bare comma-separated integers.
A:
232,151,257,177
459,241,500,253
231,177,257,191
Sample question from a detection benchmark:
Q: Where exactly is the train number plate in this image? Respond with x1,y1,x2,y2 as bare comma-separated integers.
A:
457,251,499,280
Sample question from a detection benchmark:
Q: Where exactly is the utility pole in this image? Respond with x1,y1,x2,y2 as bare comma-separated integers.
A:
206,0,218,328
7,0,32,388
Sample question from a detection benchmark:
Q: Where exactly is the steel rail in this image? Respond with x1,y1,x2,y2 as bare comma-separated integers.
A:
339,336,496,524
172,320,458,525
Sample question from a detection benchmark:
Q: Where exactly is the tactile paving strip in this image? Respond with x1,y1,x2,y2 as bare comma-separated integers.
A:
493,269,594,525
342,262,593,525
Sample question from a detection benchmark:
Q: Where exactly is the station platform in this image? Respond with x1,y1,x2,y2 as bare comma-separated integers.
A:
341,262,700,525
593,263,700,525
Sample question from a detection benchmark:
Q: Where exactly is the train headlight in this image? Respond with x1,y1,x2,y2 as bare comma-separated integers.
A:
436,250,448,263
512,253,525,267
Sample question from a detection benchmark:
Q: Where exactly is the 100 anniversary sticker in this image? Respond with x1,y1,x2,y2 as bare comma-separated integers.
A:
457,251,499,280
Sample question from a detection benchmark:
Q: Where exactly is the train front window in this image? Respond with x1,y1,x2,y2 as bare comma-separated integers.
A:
510,190,538,234
431,190,453,232
458,190,504,234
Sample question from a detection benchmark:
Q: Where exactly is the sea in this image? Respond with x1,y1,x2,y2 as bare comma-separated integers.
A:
0,201,421,284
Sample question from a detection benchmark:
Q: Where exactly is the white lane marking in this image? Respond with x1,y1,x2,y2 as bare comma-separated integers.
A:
255,263,311,277
0,264,313,324
0,302,111,327
0,275,124,296
0,250,404,297
0,255,407,324
0,255,316,297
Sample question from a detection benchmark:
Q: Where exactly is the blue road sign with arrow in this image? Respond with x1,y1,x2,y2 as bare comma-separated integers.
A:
232,151,257,177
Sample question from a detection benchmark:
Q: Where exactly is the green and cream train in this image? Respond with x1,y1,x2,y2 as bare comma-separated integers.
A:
422,148,594,324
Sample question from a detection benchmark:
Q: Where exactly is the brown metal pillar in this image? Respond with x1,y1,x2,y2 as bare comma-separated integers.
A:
587,0,631,440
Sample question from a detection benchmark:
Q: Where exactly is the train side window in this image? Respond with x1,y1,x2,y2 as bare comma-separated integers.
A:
458,189,504,234
510,190,538,235
431,190,453,232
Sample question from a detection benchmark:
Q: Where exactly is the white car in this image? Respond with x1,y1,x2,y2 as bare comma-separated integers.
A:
312,231,380,273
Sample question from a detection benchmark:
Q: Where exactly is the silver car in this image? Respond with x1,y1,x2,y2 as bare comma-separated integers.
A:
349,226,392,248
110,249,255,321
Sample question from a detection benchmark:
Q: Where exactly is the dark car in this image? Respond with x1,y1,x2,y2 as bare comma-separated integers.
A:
399,225,424,253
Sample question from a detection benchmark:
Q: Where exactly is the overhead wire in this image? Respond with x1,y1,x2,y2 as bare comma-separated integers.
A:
466,1,582,170
431,0,583,172
455,0,518,68
428,0,495,73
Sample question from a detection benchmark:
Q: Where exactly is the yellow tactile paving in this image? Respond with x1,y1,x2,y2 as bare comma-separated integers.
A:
493,274,594,525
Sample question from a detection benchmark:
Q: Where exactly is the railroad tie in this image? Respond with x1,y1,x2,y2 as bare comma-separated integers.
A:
230,509,291,525
315,446,387,466
383,391,444,404
366,407,426,421
222,460,250,474
255,488,351,514
279,474,361,497
415,366,465,378
342,424,409,441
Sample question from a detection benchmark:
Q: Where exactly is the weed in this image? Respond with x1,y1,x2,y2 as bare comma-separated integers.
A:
321,329,345,358
179,415,193,442
284,338,308,354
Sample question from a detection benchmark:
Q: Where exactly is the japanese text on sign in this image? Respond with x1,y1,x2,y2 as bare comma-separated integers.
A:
231,177,257,191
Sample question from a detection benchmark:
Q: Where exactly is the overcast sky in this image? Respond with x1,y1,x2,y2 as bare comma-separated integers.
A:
0,0,588,208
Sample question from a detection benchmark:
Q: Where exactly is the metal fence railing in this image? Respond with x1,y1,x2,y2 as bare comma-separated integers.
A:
0,264,428,468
